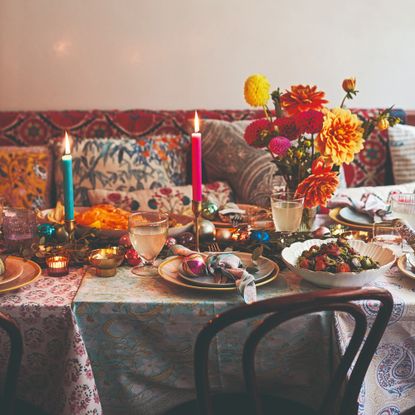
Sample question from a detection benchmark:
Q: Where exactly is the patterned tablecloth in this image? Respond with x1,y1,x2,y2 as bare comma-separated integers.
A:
336,266,415,415
0,268,102,415
73,267,334,415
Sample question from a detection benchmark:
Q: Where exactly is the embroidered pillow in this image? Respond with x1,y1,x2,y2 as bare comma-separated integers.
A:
87,181,234,214
388,124,415,184
201,120,285,207
0,146,53,209
53,135,189,206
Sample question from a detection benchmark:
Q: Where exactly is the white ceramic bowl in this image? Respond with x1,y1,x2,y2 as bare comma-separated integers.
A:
282,238,396,288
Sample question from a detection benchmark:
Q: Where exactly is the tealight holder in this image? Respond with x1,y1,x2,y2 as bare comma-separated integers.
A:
89,247,125,277
46,254,70,277
342,230,371,242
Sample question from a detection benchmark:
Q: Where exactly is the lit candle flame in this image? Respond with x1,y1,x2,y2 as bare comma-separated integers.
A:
194,111,200,133
64,131,71,155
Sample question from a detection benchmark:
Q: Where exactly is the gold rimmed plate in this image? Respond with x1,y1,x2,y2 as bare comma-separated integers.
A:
397,254,415,280
178,252,275,288
329,207,392,231
0,257,24,286
0,257,42,294
158,253,279,292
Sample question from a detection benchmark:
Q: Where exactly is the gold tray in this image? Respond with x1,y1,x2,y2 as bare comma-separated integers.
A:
0,256,42,294
158,254,279,292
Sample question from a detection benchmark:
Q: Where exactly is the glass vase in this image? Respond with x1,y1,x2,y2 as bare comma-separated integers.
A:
298,206,317,232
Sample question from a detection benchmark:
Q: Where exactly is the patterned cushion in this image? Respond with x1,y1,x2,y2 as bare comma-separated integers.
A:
388,124,415,184
201,120,285,207
0,146,53,208
53,135,190,206
87,181,234,214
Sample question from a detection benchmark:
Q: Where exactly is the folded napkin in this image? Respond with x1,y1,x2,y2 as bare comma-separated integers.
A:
170,245,257,304
328,192,392,222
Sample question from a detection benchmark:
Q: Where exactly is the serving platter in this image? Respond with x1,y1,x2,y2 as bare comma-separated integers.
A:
39,208,192,238
178,252,275,288
158,254,279,292
282,238,396,288
213,204,273,230
0,256,42,294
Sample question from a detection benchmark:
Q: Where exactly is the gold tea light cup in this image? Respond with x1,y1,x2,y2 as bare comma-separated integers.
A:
341,230,370,242
89,247,125,277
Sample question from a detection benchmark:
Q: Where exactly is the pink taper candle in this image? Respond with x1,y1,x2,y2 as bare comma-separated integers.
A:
192,111,202,202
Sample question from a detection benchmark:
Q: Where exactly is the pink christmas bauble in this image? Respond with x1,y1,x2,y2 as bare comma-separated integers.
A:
125,248,142,266
119,233,132,248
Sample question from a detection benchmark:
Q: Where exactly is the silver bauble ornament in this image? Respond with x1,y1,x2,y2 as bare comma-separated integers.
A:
194,219,216,242
55,225,70,243
202,201,219,221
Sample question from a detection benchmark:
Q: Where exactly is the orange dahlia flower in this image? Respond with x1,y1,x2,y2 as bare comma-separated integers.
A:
315,107,364,165
295,157,339,208
280,85,328,116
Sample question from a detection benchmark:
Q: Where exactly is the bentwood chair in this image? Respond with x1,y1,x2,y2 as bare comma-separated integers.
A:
166,287,393,415
0,312,48,415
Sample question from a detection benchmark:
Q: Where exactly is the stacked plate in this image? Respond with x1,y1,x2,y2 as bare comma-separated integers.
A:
0,256,42,294
158,251,279,292
329,207,389,230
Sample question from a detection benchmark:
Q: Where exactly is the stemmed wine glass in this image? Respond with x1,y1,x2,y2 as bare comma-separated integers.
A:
270,192,304,236
128,211,169,276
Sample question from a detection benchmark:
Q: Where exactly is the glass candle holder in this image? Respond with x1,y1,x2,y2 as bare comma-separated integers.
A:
46,255,70,277
2,208,37,252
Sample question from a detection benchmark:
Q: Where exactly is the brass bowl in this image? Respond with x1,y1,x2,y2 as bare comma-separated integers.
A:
341,230,371,242
89,247,125,277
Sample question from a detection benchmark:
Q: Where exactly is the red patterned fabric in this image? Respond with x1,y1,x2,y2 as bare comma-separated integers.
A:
0,108,396,187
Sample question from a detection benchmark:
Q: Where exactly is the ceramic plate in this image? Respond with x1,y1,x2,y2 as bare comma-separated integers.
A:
0,257,25,286
213,204,272,229
282,238,396,288
397,254,415,280
178,252,275,288
0,257,42,294
339,207,373,225
39,209,192,238
158,255,279,292
329,208,392,231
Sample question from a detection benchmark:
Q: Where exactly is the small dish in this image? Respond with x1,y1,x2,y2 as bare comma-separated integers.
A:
89,247,125,277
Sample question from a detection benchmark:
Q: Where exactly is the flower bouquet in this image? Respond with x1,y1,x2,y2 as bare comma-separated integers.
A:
243,74,399,230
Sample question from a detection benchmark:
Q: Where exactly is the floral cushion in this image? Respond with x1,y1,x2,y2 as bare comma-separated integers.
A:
201,119,286,207
0,146,53,208
53,135,190,206
87,181,234,214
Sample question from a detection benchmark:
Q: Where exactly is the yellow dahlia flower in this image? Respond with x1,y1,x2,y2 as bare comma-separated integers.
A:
315,107,364,165
244,74,270,107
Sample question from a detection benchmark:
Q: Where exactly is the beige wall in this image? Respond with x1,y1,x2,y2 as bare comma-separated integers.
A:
0,0,414,111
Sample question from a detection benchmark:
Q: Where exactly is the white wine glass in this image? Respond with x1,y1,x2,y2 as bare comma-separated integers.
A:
391,193,415,228
270,192,304,234
128,211,169,276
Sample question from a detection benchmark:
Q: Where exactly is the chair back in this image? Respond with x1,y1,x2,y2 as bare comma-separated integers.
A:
193,287,393,415
0,312,23,415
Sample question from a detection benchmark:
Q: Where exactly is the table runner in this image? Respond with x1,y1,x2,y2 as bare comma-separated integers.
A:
336,266,415,414
73,267,334,415
0,268,102,415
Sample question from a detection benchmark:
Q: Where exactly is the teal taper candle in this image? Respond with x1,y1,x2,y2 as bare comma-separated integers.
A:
61,132,74,221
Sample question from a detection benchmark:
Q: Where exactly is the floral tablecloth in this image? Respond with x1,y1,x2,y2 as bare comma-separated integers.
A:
73,267,334,415
336,266,415,415
0,268,102,415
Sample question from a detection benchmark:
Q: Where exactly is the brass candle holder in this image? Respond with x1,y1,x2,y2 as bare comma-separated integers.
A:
192,200,202,252
65,219,76,242
89,247,125,277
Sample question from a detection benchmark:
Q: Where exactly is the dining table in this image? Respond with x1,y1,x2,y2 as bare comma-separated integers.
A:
1,214,415,414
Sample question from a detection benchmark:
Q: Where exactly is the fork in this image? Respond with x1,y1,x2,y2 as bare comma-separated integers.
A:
207,242,221,252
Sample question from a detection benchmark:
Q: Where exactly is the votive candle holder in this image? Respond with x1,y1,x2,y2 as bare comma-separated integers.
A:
46,255,70,277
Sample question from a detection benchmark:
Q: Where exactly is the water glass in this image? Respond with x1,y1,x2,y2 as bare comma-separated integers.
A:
128,211,169,276
270,192,304,233
391,193,415,228
3,208,37,252
372,224,403,257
